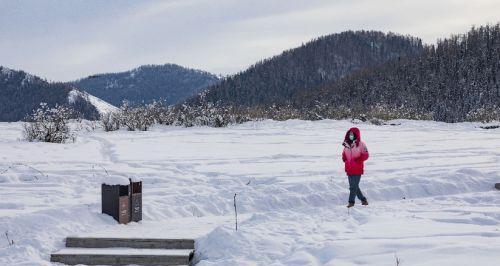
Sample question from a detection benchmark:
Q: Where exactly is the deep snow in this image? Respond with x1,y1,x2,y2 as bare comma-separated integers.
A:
0,119,499,265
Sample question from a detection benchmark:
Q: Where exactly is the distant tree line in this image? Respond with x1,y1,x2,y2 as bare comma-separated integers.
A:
100,100,251,131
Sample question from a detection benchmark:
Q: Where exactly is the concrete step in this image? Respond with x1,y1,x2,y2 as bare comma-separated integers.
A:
66,237,195,249
50,247,194,266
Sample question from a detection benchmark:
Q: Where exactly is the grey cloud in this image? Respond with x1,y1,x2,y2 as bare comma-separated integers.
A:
0,0,498,81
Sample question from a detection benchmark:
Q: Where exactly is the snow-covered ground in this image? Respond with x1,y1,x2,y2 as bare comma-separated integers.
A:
0,119,499,265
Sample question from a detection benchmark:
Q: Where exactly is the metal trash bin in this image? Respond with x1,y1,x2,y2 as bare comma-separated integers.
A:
102,184,130,224
130,179,142,222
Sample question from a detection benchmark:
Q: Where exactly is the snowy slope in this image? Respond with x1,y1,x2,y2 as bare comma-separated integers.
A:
0,120,499,265
68,89,118,115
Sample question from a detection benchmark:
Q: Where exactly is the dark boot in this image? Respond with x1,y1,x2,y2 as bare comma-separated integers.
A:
361,199,369,206
347,202,354,208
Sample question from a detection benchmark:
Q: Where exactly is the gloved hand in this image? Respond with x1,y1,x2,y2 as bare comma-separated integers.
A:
342,141,350,148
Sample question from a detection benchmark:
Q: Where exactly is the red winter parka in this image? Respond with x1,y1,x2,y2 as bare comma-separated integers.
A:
342,127,369,176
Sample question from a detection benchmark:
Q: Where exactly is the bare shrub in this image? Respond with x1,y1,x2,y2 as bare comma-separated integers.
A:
147,100,175,125
101,112,121,132
23,103,74,143
132,106,154,131
118,101,136,131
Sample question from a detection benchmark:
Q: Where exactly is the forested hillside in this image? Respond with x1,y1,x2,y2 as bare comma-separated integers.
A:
181,25,499,123
302,24,500,122
0,67,99,121
188,31,424,107
73,64,219,107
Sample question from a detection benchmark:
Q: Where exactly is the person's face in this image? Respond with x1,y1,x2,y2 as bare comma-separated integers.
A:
349,132,355,141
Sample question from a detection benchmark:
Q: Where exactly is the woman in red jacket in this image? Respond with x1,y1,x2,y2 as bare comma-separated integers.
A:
342,127,369,208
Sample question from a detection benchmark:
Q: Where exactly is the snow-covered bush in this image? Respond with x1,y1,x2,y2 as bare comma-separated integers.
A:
75,119,99,132
131,106,154,131
100,112,121,132
23,103,74,143
118,101,135,131
172,103,251,127
147,100,175,125
466,106,500,123
99,100,251,131
117,101,154,131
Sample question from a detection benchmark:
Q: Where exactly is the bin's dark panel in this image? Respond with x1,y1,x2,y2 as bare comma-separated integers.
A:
119,185,129,196
102,184,131,224
131,193,142,222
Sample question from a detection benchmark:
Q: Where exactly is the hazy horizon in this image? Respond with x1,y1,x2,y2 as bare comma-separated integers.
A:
1,0,499,81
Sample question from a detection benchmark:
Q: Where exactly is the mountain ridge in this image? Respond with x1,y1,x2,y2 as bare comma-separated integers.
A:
72,63,220,107
186,30,424,107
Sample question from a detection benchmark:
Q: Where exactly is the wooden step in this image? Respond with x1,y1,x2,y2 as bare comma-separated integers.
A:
66,237,195,249
50,248,194,266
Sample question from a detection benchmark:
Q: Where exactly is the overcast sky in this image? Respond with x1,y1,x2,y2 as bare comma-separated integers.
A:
1,0,499,81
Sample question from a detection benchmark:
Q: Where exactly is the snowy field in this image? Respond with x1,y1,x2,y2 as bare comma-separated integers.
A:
0,119,499,266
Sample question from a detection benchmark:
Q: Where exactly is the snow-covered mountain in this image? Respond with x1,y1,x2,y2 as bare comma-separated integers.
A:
0,66,116,121
72,63,219,107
